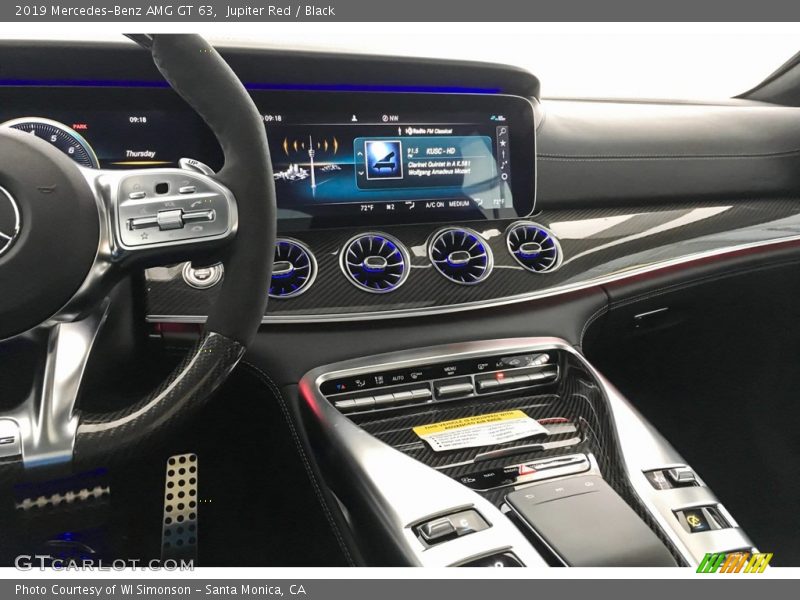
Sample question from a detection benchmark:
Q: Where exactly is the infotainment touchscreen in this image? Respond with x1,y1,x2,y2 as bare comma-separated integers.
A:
261,92,536,228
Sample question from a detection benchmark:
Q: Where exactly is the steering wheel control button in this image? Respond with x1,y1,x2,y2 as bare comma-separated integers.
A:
182,209,216,224
156,209,184,231
0,186,21,257
129,208,216,233
179,157,215,176
182,263,223,290
116,171,234,248
129,215,159,230
460,552,523,567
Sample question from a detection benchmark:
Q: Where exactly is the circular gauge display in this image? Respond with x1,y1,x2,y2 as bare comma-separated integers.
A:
2,117,99,168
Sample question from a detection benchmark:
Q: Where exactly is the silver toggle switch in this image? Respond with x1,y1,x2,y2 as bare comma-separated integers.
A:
157,209,184,231
182,209,215,225
128,215,159,230
666,466,697,485
128,208,215,233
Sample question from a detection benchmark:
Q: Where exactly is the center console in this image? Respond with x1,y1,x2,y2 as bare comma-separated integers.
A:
299,338,754,567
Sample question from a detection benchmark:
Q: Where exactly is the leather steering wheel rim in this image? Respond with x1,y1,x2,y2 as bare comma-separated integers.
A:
74,34,276,467
0,34,275,477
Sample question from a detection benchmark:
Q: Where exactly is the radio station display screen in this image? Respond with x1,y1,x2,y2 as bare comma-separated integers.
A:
264,92,536,228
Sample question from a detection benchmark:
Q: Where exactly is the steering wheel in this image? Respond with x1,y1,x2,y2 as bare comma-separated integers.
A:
0,35,275,481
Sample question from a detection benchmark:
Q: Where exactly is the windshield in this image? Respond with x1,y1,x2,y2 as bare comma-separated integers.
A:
4,24,798,100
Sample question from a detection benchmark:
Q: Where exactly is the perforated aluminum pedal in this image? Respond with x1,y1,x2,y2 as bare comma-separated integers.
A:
161,453,198,561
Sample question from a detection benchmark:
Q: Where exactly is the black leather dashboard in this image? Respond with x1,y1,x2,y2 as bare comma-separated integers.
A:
537,99,800,206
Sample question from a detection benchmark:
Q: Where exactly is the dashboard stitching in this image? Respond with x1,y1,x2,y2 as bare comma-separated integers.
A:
579,304,610,349
240,361,356,567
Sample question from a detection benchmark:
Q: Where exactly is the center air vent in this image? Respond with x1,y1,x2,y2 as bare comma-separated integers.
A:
428,227,493,285
269,238,317,298
506,222,562,273
340,232,410,293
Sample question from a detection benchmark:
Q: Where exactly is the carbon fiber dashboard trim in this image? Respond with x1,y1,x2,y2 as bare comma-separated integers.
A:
146,199,800,323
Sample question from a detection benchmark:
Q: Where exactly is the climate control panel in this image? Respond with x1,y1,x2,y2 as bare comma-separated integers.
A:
319,350,559,414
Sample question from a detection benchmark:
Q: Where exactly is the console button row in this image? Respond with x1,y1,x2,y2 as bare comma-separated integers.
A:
475,368,558,393
334,387,432,412
319,352,554,396
332,366,558,411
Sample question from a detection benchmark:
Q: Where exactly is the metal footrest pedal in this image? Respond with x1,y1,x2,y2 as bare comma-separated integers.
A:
161,453,198,563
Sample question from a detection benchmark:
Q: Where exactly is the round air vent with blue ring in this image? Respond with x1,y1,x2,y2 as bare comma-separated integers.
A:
269,238,318,299
339,232,410,294
428,226,493,285
506,221,562,273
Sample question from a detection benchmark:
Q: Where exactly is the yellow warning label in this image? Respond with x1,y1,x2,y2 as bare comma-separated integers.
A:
412,410,548,452
413,410,530,436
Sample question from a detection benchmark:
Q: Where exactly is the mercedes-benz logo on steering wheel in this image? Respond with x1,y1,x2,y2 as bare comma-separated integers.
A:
0,186,21,257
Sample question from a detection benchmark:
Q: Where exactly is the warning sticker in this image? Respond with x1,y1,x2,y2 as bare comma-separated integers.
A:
412,410,548,452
